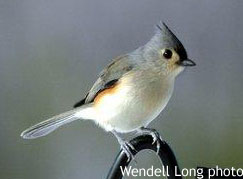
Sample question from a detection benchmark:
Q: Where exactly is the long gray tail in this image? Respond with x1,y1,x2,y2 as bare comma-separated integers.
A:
20,105,92,139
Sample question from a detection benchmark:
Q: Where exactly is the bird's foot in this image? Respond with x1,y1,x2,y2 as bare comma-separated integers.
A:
120,140,136,162
112,130,136,162
138,127,162,154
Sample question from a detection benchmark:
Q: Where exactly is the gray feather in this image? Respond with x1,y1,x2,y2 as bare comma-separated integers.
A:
84,55,136,103
21,106,85,139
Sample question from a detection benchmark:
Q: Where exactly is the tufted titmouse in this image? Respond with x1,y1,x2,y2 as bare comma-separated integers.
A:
21,23,195,160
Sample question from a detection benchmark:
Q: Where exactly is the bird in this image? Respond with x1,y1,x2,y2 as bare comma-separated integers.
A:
21,22,196,160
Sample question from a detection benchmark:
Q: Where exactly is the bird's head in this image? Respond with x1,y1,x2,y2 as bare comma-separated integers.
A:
144,22,196,77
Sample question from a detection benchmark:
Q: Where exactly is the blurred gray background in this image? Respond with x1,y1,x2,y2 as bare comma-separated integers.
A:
0,0,243,178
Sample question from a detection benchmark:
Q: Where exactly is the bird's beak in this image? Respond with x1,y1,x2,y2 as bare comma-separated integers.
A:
177,59,196,67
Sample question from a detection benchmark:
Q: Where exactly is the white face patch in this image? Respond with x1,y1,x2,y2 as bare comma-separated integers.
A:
173,65,185,77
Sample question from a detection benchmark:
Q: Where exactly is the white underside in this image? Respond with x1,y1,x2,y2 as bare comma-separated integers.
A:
76,71,175,133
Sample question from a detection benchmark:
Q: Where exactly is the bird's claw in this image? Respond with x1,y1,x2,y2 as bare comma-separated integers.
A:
139,128,162,154
150,129,162,154
120,141,136,163
112,131,137,163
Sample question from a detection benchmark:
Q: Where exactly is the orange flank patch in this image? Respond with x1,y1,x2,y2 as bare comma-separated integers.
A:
94,82,120,106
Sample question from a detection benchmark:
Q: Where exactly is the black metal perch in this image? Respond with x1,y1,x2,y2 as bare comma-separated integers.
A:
107,134,182,179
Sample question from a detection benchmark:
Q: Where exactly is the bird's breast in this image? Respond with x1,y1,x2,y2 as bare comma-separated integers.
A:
93,71,174,132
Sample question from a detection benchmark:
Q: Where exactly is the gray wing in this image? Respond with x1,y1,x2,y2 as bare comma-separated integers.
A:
73,55,135,107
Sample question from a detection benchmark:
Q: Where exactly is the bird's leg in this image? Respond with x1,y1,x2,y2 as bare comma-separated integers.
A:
137,127,162,154
111,130,136,162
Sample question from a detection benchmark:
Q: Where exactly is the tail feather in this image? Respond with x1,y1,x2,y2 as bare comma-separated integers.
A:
21,105,93,139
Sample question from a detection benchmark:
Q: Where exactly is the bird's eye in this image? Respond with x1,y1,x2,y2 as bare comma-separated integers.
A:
163,49,172,59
